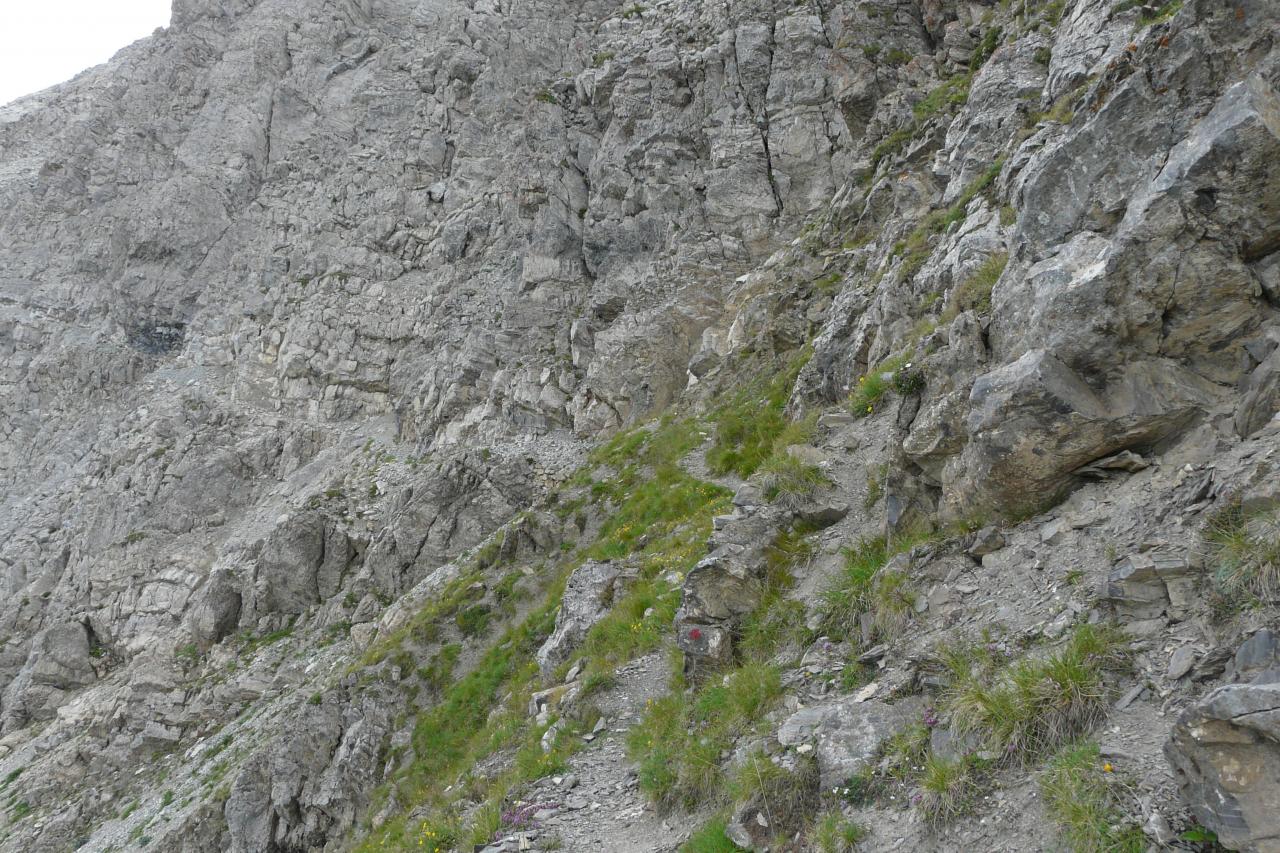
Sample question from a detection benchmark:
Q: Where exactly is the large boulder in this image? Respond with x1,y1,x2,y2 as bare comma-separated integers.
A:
676,510,785,674
1237,346,1280,438
949,350,1198,516
536,560,622,678
777,693,927,789
1,622,97,730
1166,683,1280,853
1103,551,1200,620
224,698,391,853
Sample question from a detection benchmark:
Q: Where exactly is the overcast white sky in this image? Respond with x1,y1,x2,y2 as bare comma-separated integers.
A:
0,1,172,106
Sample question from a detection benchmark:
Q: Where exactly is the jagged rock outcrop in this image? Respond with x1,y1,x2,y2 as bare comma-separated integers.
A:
536,559,622,677
0,0,1278,850
1167,682,1280,853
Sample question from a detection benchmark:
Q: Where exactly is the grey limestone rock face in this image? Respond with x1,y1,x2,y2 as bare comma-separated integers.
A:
0,0,1276,848
1,623,96,730
1166,683,1280,853
535,559,622,678
777,693,927,790
953,349,1199,515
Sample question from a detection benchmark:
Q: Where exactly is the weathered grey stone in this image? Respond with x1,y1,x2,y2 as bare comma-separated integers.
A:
966,526,1006,557
1237,348,1280,437
1229,630,1280,684
778,695,927,789
2,623,96,729
0,0,1275,848
796,500,849,528
536,560,621,678
953,350,1196,515
1104,551,1199,619
1167,683,1280,852
1168,646,1198,681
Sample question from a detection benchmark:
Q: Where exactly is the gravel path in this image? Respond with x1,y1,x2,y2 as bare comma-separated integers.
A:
488,653,701,852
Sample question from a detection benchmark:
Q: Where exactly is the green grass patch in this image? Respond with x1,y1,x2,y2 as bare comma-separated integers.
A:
738,526,816,664
1138,0,1182,27
591,466,730,560
918,753,984,824
1040,741,1146,852
455,604,492,637
574,575,681,684
866,73,974,181
704,347,812,479
1206,500,1280,602
812,811,869,852
914,74,973,121
818,528,935,643
628,663,785,810
813,271,843,293
418,643,461,691
883,47,912,66
944,624,1130,761
359,570,486,666
683,816,745,852
727,750,821,841
356,574,571,852
969,27,1003,71
758,452,830,508
941,252,1008,322
847,352,923,418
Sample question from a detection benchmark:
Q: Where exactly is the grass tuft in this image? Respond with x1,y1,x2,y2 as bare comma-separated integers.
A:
706,348,813,478
848,352,923,417
1205,500,1280,602
1040,741,1146,852
818,529,935,644
942,252,1008,322
628,664,785,811
945,624,1129,761
682,817,746,852
1138,0,1183,27
917,754,982,824
759,453,830,509
728,751,821,842
812,811,869,852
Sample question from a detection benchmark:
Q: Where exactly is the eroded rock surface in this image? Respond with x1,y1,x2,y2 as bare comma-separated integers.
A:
0,0,1278,850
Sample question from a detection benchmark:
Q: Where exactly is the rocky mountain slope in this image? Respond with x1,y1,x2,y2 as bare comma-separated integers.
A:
0,0,1278,850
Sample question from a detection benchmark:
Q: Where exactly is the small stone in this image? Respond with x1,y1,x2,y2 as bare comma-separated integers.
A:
857,644,887,664
798,502,850,528
732,483,763,508
1040,518,1069,545
1114,684,1147,711
967,526,1006,557
853,682,879,703
1168,646,1198,680
1143,810,1175,845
